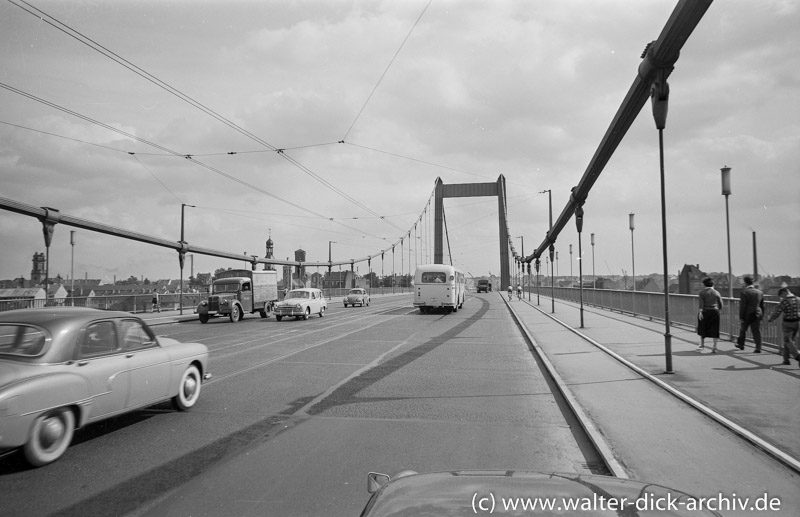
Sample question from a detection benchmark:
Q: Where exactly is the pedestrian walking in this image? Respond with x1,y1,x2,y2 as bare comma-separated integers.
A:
735,275,765,352
151,289,160,313
696,277,722,352
517,284,522,301
507,285,513,301
768,287,800,367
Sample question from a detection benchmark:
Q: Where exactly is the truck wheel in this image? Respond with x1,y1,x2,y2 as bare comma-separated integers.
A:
260,310,268,318
199,314,209,324
229,305,240,323
276,315,283,321
303,307,310,320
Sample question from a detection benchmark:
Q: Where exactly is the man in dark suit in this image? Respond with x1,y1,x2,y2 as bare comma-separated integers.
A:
736,275,765,352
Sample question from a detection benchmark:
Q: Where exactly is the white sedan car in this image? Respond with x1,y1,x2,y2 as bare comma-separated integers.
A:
274,288,327,321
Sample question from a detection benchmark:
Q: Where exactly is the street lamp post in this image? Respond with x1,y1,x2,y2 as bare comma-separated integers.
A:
721,166,734,340
516,236,524,298
70,231,76,306
575,205,585,328
535,258,540,305
591,233,596,289
651,66,673,374
328,241,336,299
541,189,554,313
629,212,636,316
179,203,195,315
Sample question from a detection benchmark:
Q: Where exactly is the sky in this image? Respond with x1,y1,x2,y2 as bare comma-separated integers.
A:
1,0,798,286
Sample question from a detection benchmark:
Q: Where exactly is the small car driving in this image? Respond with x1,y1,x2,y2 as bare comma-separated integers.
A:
0,307,210,467
273,288,327,320
344,288,370,307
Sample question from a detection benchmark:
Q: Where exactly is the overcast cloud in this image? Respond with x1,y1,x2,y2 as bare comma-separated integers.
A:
1,0,798,285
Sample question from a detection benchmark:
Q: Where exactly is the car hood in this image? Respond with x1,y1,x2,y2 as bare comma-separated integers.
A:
363,471,722,516
276,299,304,306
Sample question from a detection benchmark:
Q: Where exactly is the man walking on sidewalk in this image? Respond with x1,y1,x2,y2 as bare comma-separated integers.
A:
768,287,800,366
735,275,764,352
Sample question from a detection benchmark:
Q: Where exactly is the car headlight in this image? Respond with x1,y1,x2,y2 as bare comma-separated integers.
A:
294,304,302,310
221,299,229,306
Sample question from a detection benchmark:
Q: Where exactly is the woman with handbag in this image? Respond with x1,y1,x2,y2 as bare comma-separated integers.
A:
697,277,723,353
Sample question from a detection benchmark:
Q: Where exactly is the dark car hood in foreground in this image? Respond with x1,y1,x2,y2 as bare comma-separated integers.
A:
361,471,723,516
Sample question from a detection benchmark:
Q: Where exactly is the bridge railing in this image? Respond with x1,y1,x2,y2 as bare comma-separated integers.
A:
0,287,412,315
535,287,782,350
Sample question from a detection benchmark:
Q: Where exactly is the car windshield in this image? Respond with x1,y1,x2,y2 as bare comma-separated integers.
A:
0,324,48,357
286,290,309,299
348,289,363,295
213,283,240,293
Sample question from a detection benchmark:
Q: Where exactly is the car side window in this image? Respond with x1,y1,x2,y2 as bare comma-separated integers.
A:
242,282,251,292
0,324,47,357
120,319,156,351
80,321,119,358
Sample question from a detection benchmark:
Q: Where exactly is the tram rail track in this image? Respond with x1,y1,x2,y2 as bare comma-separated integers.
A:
508,294,800,476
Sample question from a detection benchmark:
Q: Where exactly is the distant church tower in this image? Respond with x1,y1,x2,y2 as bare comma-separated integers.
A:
265,230,275,270
31,252,46,285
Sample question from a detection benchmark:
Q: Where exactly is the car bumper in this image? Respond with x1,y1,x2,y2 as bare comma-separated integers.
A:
274,307,305,316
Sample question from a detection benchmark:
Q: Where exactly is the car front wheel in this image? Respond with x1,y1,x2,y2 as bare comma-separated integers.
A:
319,306,325,317
172,365,202,411
23,407,75,467
199,313,209,324
303,307,310,320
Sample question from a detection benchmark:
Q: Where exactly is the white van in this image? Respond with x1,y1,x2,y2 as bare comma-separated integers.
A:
413,264,466,314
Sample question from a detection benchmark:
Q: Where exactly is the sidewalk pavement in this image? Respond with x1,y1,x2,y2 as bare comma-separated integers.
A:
506,293,799,515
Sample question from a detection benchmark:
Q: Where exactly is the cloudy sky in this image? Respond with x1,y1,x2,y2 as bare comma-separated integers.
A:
1,0,798,286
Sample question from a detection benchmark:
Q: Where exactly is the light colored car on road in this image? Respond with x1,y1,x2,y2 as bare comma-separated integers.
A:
273,288,327,321
0,307,210,467
343,288,370,307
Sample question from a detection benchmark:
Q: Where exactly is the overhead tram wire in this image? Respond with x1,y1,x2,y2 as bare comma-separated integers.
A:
0,82,372,237
0,117,426,235
6,3,465,265
8,0,398,231
7,0,278,152
342,0,432,141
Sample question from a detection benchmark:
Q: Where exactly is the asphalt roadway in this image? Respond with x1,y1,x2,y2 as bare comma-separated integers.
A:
137,292,800,516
